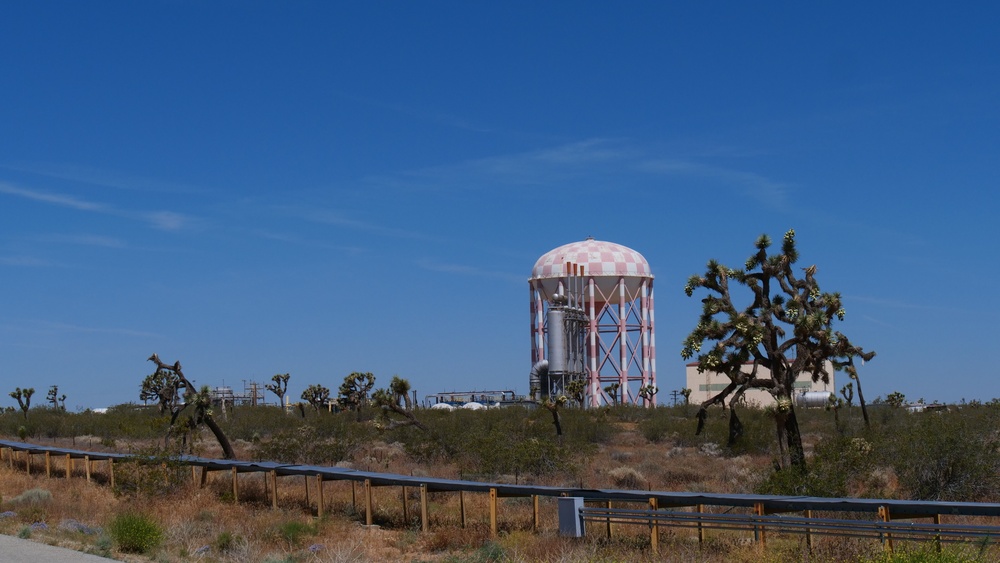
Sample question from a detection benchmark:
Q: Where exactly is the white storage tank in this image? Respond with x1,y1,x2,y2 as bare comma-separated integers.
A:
795,391,834,408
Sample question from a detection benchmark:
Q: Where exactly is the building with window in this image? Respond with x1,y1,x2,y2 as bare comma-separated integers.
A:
685,361,835,407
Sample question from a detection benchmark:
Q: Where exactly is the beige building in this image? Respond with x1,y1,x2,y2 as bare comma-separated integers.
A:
685,361,835,407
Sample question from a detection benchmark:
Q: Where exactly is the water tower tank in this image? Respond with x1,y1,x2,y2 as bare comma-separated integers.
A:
529,238,656,407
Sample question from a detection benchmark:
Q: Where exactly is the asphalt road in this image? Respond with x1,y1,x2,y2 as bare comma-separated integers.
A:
0,534,115,562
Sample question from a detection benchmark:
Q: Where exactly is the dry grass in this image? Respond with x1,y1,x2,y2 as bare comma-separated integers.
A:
1,420,994,563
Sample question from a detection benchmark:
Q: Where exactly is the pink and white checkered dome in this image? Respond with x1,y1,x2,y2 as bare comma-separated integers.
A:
530,238,653,280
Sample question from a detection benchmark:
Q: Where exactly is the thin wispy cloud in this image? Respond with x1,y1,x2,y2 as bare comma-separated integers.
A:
0,255,57,267
376,139,633,190
249,229,367,254
0,181,196,231
846,294,966,314
29,234,126,248
15,320,159,339
368,139,792,210
415,259,524,283
335,91,494,133
1,162,203,194
0,182,107,212
638,158,790,209
299,208,442,242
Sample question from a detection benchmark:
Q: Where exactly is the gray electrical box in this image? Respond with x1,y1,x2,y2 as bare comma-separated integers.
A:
558,496,585,537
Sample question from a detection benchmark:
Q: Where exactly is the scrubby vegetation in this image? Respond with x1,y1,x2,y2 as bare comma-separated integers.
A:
3,400,1000,561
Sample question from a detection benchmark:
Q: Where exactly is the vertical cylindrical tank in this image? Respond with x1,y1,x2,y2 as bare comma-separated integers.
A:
546,307,567,375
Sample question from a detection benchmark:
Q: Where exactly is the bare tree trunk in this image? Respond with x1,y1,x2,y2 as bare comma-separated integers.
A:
774,412,791,469
853,375,871,429
550,409,563,447
203,415,235,460
784,406,806,469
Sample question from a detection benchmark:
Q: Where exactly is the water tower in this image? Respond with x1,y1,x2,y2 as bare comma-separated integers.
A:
529,238,656,407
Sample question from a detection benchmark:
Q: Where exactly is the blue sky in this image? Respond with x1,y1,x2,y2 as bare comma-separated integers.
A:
1,3,997,410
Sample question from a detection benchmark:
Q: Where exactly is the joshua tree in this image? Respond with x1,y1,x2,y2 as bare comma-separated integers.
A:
680,388,692,405
542,394,569,446
338,372,375,419
603,383,621,406
9,387,34,419
301,384,331,413
265,373,290,406
886,391,907,408
681,229,875,470
143,354,235,459
565,379,587,408
47,385,67,410
638,384,659,404
840,382,854,407
372,376,427,431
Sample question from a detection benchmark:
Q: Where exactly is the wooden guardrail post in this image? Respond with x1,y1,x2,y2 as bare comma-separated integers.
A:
26,451,31,474
420,484,429,532
459,490,466,528
65,454,72,479
85,455,91,482
934,514,942,553
231,467,238,503
365,479,375,526
271,470,279,510
534,495,541,533
649,497,659,555
364,479,373,526
606,500,612,538
754,502,766,548
317,474,325,518
401,486,408,523
489,488,498,538
351,481,357,513
303,475,310,508
200,466,209,488
804,509,813,552
45,451,51,478
108,458,115,489
878,505,894,552
697,504,705,544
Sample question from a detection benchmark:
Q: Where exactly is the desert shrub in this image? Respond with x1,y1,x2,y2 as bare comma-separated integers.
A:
220,405,304,440
757,435,877,497
453,426,573,480
112,447,188,497
275,519,317,547
7,488,52,506
215,530,240,553
637,406,703,444
251,423,360,464
606,466,646,489
558,407,616,445
107,512,163,554
872,409,1000,501
864,544,989,562
6,489,51,525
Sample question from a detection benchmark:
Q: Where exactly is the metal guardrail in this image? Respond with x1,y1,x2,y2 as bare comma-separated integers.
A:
566,501,1000,554
580,505,1000,541
4,439,1000,553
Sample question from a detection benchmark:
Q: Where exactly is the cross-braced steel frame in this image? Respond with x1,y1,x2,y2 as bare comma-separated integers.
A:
530,274,656,407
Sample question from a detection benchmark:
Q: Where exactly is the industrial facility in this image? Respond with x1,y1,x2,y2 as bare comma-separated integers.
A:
528,238,656,407
684,361,836,408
